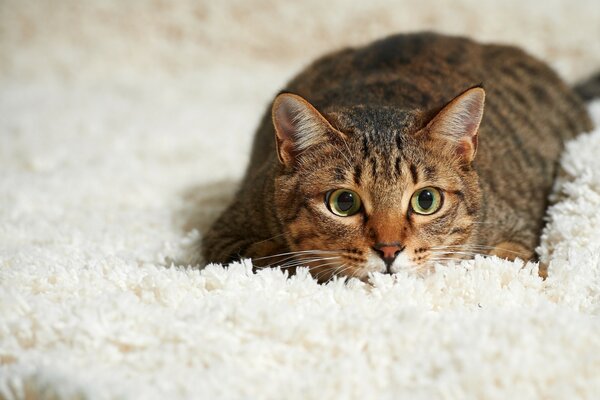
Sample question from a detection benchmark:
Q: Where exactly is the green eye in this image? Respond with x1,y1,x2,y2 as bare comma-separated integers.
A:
326,189,362,217
410,187,443,215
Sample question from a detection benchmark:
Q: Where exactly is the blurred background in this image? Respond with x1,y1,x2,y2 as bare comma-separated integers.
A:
3,0,600,82
1,0,600,263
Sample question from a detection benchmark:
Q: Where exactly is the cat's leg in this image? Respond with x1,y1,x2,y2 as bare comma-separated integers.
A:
489,241,547,278
489,241,533,261
244,240,289,266
202,199,288,267
201,200,261,265
202,224,254,265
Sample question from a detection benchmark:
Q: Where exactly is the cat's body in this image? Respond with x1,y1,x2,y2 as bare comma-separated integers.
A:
202,33,593,281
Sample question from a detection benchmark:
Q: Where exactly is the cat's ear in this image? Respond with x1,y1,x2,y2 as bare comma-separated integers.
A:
426,86,485,163
272,93,339,166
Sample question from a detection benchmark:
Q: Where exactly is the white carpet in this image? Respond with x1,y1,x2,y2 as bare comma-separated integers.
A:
2,1,600,399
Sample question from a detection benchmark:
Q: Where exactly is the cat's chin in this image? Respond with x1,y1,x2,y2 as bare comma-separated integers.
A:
362,253,388,275
388,252,418,274
356,251,424,279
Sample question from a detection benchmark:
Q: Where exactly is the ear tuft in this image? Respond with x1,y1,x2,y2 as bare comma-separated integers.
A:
272,93,334,166
427,87,485,163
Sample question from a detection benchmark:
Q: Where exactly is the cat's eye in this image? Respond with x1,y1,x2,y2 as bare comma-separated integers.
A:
325,189,362,217
410,187,443,215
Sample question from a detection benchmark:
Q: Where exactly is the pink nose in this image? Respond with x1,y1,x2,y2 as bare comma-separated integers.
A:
378,246,402,259
373,243,405,270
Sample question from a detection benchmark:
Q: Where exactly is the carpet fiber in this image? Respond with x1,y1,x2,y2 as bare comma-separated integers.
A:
2,1,600,399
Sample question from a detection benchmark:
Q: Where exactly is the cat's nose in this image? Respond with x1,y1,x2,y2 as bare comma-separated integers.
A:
373,243,405,271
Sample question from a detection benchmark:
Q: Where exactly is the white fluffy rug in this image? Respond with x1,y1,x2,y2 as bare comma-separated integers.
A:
2,1,600,399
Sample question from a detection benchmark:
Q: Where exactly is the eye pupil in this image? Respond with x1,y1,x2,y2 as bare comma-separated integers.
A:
326,189,362,217
336,191,355,212
417,190,434,210
410,187,442,215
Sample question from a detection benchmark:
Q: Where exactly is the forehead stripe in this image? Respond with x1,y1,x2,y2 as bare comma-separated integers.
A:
410,164,419,184
353,164,363,185
395,157,401,177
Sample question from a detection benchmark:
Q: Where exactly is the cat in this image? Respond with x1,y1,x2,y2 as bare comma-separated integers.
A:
201,32,598,282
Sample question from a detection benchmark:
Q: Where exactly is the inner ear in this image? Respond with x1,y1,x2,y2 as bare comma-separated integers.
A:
272,93,344,166
426,86,485,163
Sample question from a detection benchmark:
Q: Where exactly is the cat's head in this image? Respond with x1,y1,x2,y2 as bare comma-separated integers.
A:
271,87,484,282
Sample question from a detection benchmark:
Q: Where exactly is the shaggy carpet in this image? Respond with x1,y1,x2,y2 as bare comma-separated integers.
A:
1,1,600,399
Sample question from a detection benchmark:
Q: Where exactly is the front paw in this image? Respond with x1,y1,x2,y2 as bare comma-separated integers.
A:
489,241,533,262
490,242,546,278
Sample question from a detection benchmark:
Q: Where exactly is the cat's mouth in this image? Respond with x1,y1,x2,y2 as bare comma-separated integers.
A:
387,252,421,274
362,250,430,278
272,246,452,282
303,248,430,282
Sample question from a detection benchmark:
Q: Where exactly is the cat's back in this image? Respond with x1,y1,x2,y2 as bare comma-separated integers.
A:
249,32,591,176
287,32,583,114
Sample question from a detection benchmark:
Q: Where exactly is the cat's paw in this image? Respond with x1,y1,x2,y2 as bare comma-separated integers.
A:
490,241,547,278
489,241,533,262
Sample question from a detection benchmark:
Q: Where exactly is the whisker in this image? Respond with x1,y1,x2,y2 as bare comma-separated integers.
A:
249,233,287,247
272,256,339,267
256,254,317,269
275,256,342,269
252,249,339,261
312,261,346,280
333,146,354,171
423,259,472,266
432,244,498,250
433,244,492,249
429,250,489,258
334,263,353,277
323,264,352,283
265,255,341,268
432,244,528,257
426,254,474,260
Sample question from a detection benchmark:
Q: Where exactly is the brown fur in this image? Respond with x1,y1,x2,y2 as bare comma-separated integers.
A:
202,32,592,282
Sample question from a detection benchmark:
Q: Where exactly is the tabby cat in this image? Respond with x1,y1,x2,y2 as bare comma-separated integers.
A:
202,32,597,282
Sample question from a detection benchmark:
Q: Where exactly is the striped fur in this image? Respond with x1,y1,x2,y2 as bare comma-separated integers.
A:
202,32,592,282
